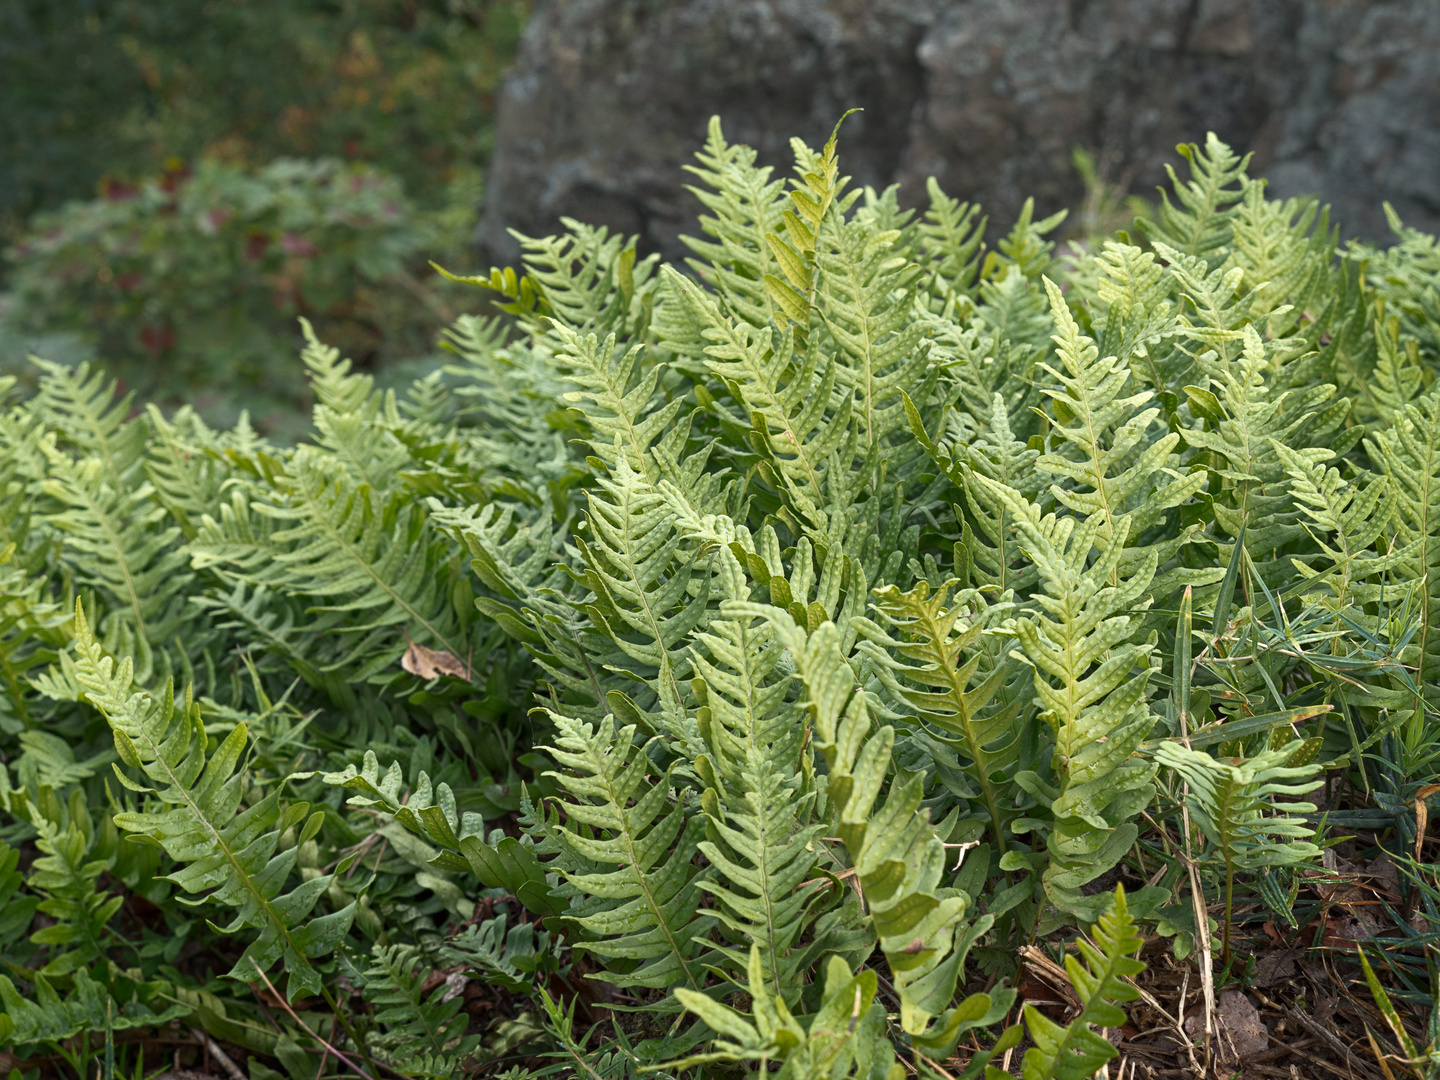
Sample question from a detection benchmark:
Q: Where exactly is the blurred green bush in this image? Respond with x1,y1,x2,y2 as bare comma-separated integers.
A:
0,158,477,436
0,0,530,232
0,0,531,435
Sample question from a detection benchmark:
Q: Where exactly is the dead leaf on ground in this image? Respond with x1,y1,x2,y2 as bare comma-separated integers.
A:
402,638,471,681
1253,947,1303,987
1186,989,1268,1064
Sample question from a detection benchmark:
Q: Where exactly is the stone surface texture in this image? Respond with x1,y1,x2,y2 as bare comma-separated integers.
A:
479,0,1440,264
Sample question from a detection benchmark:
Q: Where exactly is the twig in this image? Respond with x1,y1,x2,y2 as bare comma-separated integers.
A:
1175,662,1215,1078
191,1030,245,1080
1137,971,1204,1080
253,969,379,1080
1252,989,1380,1079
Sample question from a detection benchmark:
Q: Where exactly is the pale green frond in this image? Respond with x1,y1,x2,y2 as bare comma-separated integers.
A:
70,600,357,1000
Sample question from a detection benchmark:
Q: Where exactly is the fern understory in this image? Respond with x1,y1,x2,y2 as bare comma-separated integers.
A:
2,121,1440,1080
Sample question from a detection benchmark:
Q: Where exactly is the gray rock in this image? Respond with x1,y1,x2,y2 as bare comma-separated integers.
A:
479,0,1440,265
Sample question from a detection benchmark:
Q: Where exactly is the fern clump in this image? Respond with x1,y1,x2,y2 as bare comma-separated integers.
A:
0,120,1435,1080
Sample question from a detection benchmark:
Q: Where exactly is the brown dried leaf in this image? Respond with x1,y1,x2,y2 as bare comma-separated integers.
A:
1253,947,1302,988
1186,990,1268,1063
402,639,470,681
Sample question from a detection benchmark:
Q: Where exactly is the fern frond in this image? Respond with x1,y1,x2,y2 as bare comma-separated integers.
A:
1273,440,1408,611
966,477,1159,915
536,712,712,993
195,447,471,681
918,177,986,305
550,323,683,479
1182,325,1350,556
43,447,195,687
667,269,862,546
1366,387,1440,701
668,946,906,1080
1138,132,1251,266
992,197,1067,282
1035,276,1206,549
750,606,1003,1056
817,213,931,467
992,886,1143,1080
298,316,378,417
515,219,658,338
0,969,188,1053
144,405,231,541
18,792,123,977
361,941,478,1079
31,358,148,490
690,605,860,1003
764,114,857,336
673,117,789,333
71,600,357,999
857,581,1026,857
1156,740,1321,959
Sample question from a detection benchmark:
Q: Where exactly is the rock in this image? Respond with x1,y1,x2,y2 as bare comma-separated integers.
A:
479,0,938,266
480,0,1440,264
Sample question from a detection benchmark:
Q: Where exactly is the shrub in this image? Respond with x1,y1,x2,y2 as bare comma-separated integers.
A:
0,157,470,435
0,0,532,230
0,120,1436,1079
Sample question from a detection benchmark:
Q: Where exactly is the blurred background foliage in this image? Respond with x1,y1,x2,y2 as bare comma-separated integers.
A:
0,0,531,433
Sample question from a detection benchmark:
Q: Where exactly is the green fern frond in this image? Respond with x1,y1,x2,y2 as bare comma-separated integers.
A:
667,269,861,546
1035,275,1206,549
70,599,357,1000
1366,387,1440,703
1138,132,1251,266
992,197,1067,282
668,945,905,1080
298,316,377,418
550,323,683,479
1156,740,1321,959
361,941,479,1079
918,177,986,305
536,712,712,994
0,969,189,1056
144,405,232,542
31,357,148,490
765,113,857,335
670,116,790,335
18,790,122,977
817,214,930,463
515,219,658,338
195,447,471,681
43,447,195,687
987,886,1143,1080
689,606,857,1004
750,606,1002,1056
857,580,1025,858
966,476,1159,915
1273,440,1409,611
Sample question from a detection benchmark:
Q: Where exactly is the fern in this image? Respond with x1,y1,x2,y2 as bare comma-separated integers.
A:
856,581,1025,861
360,942,479,1078
754,605,1009,1056
690,606,866,1005
967,477,1160,916
673,117,790,334
536,712,712,994
667,946,904,1080
1138,133,1251,266
69,599,358,999
1367,387,1440,709
1156,741,1321,961
987,886,1144,1080
0,118,1437,1080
